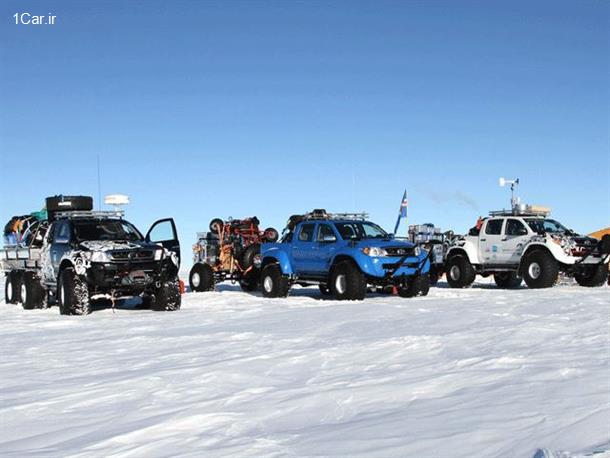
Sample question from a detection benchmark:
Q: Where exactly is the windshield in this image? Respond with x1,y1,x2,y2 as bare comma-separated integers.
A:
334,222,389,240
73,219,143,242
525,218,571,235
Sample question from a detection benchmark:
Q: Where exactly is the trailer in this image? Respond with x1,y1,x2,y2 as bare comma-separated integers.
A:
407,223,456,285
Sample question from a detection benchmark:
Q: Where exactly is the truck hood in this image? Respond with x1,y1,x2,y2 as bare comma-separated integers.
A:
78,240,160,252
353,239,416,249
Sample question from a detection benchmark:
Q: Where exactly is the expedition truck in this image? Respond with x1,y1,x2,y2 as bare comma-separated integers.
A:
2,195,182,314
260,209,431,300
444,205,610,289
189,216,278,292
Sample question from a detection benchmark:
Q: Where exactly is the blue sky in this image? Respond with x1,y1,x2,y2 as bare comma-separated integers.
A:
1,0,608,261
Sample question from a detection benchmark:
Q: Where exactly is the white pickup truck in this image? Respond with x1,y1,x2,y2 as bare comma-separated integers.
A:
444,208,610,289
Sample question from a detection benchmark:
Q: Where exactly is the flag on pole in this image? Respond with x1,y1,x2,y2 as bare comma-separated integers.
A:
393,190,408,234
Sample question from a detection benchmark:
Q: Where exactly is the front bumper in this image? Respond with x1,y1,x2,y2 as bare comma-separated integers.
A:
87,260,175,294
360,255,430,280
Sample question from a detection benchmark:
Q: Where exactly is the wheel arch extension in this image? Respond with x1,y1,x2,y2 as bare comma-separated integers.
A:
445,248,469,261
58,259,74,273
261,253,294,275
261,256,279,268
518,244,554,272
330,254,358,271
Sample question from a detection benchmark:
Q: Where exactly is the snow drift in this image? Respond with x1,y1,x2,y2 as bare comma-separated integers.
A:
0,279,608,457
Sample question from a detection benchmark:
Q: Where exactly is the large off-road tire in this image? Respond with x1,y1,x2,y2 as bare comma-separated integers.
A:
398,274,431,298
240,244,261,270
494,272,522,289
445,255,476,288
261,263,290,298
239,268,260,292
521,250,559,289
209,218,224,233
189,263,215,292
5,271,21,304
21,271,46,310
428,266,440,286
329,260,367,300
264,227,279,243
599,234,610,255
574,264,609,287
58,268,91,315
149,278,181,311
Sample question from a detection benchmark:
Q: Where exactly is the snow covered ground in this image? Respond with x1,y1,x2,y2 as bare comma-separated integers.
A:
1,279,609,458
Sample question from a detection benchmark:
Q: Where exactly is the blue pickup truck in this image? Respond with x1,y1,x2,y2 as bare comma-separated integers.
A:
260,210,431,300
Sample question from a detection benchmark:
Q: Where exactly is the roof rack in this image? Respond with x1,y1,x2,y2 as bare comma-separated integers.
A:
489,204,551,218
53,210,125,219
303,209,369,221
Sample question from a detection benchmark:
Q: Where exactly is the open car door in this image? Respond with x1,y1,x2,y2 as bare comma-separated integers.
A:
146,218,180,267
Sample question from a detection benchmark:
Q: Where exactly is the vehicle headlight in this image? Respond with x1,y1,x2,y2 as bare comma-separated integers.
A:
154,249,163,261
362,247,388,257
84,250,111,263
413,246,421,257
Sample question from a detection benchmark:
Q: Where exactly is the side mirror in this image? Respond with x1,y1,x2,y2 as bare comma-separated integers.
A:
321,234,337,243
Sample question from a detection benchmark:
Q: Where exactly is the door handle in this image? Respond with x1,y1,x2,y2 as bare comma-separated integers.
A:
480,238,486,242
501,237,507,241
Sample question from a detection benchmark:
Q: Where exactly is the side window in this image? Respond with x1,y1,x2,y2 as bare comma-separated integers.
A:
485,219,503,235
317,224,336,241
506,219,528,236
148,220,176,242
53,221,71,243
298,223,315,242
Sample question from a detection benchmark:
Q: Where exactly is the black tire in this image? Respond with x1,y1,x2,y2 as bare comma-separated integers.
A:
399,274,431,298
264,227,279,243
209,218,224,233
574,264,608,287
150,278,181,311
3,275,10,303
261,263,290,298
5,271,21,304
329,260,367,300
21,271,46,310
239,268,260,292
58,268,91,315
189,263,215,292
428,266,440,286
445,255,476,288
319,284,331,296
240,244,261,270
521,250,559,289
493,272,522,289
599,234,610,255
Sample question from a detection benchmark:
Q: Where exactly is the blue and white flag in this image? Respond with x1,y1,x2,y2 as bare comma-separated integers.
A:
393,190,408,234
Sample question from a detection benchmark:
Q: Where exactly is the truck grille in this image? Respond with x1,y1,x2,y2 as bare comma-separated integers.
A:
109,250,155,262
385,247,415,257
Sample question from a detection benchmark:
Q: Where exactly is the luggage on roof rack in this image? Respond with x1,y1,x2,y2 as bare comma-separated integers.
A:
46,195,93,221
489,204,551,217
